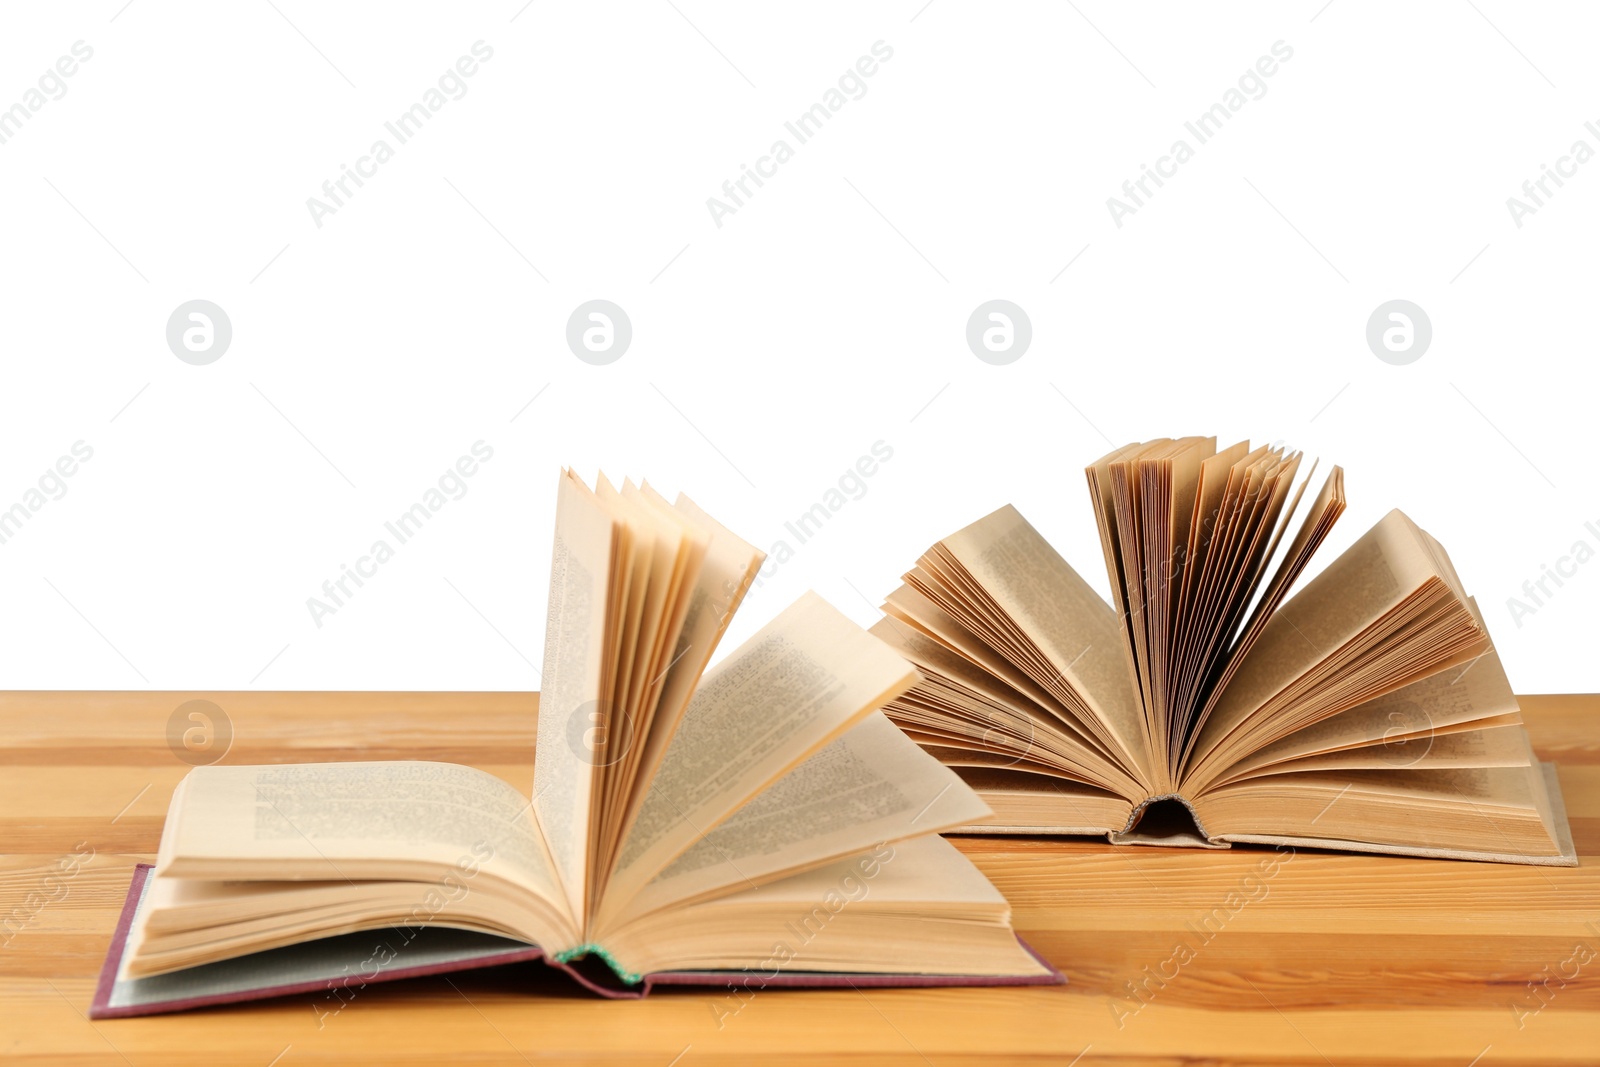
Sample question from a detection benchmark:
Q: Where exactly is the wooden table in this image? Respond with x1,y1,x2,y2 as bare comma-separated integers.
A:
3,691,1597,1066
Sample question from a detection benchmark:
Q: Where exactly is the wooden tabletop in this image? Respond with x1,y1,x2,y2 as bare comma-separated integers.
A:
2,691,1596,1066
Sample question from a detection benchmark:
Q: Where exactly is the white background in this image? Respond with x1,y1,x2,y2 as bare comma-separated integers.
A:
0,1,1595,696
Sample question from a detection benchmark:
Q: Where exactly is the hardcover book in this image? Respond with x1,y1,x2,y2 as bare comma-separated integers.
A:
92,471,1059,1018
870,437,1575,866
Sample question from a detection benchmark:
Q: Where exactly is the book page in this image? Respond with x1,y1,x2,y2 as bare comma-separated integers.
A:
150,761,578,947
880,582,1116,761
1084,442,1145,675
531,469,616,922
868,614,1144,797
955,766,1135,833
1106,440,1169,728
601,835,1050,981
1184,509,1484,790
603,712,989,928
1166,446,1300,746
1205,644,1520,787
588,478,703,913
161,762,556,887
1140,436,1214,775
602,591,919,911
603,486,762,869
1194,758,1566,861
1171,438,1254,671
1177,465,1344,770
1216,723,1533,779
929,505,1147,781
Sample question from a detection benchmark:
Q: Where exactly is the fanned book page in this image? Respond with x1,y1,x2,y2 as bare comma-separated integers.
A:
873,437,1576,867
92,471,1058,1019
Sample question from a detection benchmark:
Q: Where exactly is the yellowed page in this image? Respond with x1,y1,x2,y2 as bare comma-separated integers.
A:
604,591,918,911
1186,509,1484,788
1216,723,1534,782
124,762,583,974
880,582,1115,760
531,469,615,921
1194,758,1565,860
605,712,989,927
602,835,1050,980
869,615,1144,797
928,505,1146,780
1139,436,1214,781
593,476,651,774
1170,439,1251,673
1206,644,1520,786
160,763,556,889
591,482,705,901
1177,465,1344,771
611,485,762,839
125,869,567,977
1084,442,1145,667
956,766,1135,834
618,481,700,727
1106,441,1169,721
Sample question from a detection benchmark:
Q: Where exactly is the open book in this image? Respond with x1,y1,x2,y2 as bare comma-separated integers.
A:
871,437,1575,866
92,471,1057,1018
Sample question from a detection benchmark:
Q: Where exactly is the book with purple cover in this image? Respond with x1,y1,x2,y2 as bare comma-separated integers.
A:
91,472,1060,1017
93,865,1061,1018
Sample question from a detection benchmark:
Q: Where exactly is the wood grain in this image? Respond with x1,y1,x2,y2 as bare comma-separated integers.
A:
2,690,1596,1066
